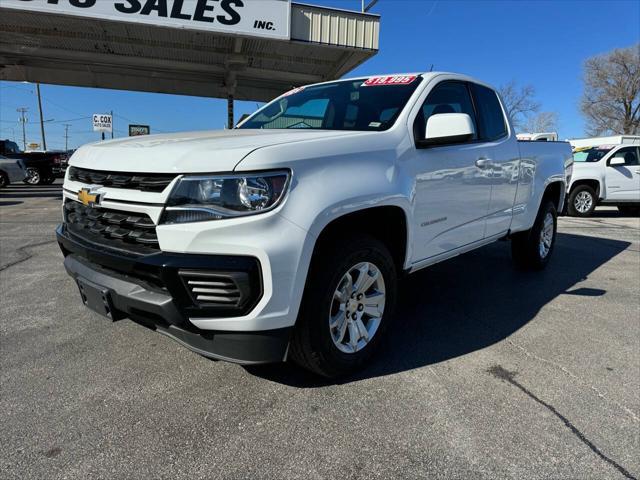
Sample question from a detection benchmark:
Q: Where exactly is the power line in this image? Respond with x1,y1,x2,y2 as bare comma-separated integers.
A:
0,84,34,94
0,116,91,125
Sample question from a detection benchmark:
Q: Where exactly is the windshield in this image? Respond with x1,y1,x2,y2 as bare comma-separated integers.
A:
572,146,613,162
238,76,423,132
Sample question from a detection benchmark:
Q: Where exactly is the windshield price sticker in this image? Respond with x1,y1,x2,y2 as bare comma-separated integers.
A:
363,75,418,87
282,86,305,97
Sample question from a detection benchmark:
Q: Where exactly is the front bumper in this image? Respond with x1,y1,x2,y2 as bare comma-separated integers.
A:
57,224,291,364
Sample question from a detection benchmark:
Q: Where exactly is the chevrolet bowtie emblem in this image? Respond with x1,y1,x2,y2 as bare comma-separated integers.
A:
78,188,101,207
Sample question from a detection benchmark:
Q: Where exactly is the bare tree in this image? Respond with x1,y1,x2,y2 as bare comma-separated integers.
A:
580,44,640,135
523,111,559,133
498,80,540,130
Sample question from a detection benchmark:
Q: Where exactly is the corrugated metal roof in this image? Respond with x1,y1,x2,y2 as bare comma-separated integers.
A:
0,3,379,102
291,3,379,50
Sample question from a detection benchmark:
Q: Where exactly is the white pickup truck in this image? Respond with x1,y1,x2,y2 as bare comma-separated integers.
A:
567,144,640,216
57,72,572,377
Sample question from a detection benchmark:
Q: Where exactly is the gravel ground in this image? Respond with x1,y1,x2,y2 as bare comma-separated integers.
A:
1,181,638,479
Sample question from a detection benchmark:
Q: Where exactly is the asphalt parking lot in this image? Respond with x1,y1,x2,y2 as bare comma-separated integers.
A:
1,180,638,480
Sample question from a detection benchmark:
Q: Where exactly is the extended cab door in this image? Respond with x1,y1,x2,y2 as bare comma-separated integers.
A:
409,81,492,262
605,146,640,201
469,83,520,238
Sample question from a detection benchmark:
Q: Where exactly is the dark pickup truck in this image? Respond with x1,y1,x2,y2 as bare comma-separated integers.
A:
0,139,69,185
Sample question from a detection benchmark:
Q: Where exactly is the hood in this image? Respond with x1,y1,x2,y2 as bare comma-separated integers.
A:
70,129,361,173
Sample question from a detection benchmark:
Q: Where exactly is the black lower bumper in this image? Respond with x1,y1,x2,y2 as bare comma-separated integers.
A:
57,224,290,365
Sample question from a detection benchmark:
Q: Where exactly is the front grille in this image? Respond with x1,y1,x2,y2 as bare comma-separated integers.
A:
180,271,250,308
69,166,175,192
64,200,159,254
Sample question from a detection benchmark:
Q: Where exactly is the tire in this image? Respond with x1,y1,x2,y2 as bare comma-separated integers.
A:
290,235,397,378
567,185,597,217
618,205,640,216
511,200,558,271
0,172,8,188
23,167,42,185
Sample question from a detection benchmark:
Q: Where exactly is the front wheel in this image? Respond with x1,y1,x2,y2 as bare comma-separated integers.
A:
0,172,8,188
290,235,397,378
511,200,558,270
567,185,597,217
23,167,42,185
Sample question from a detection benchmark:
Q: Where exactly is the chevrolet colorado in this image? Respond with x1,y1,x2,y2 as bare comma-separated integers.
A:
57,73,572,377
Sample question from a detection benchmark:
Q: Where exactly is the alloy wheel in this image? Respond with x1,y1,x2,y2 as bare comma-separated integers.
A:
329,262,386,354
539,212,554,259
25,168,40,185
574,191,593,213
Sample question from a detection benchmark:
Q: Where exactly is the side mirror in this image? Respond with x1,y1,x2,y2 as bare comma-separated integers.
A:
609,157,625,167
418,113,476,148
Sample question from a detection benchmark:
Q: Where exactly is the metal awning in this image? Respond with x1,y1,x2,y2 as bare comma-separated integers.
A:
0,2,380,102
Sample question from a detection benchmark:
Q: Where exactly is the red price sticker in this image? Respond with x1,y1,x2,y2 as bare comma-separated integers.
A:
363,75,418,87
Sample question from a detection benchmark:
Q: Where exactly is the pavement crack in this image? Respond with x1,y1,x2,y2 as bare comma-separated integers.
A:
488,365,637,480
505,338,640,423
0,240,56,272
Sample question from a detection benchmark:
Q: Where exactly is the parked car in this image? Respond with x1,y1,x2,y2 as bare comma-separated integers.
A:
567,144,640,216
0,154,26,187
0,139,69,185
56,72,572,377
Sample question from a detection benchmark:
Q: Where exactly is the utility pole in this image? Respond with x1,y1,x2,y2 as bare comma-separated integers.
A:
63,124,71,151
16,107,28,151
36,83,47,151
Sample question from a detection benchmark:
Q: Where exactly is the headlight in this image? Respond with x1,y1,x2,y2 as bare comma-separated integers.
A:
162,171,290,224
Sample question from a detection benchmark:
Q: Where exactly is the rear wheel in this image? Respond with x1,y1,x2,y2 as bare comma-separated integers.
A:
567,185,597,217
618,205,640,216
512,200,558,270
23,167,42,185
0,171,8,188
290,235,397,378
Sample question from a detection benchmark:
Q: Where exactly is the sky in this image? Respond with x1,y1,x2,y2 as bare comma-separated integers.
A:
0,0,638,150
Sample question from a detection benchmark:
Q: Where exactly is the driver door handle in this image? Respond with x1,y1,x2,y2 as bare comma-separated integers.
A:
475,158,493,169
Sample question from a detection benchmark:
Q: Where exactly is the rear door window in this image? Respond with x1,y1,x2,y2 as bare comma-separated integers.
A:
471,83,508,141
416,81,478,141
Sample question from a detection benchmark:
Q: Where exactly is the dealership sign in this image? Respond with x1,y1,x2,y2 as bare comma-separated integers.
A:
129,124,151,136
2,0,291,40
93,114,113,133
